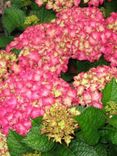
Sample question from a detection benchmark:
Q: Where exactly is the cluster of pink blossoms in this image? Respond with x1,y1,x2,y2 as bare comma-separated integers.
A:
7,23,72,75
35,0,104,12
7,7,111,63
73,65,117,108
56,7,109,62
0,6,117,136
7,7,117,65
0,65,76,135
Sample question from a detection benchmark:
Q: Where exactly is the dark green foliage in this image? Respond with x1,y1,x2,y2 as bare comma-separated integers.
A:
7,130,32,156
0,36,14,48
2,7,26,34
75,107,105,145
102,78,117,106
23,126,55,152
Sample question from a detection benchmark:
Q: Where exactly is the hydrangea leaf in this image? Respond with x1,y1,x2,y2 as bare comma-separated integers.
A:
7,130,32,156
70,139,107,156
41,144,75,156
32,117,43,127
0,36,14,49
107,144,117,156
102,78,117,106
108,129,117,145
10,0,24,8
11,0,32,8
55,144,75,156
107,115,117,145
23,126,55,152
75,107,105,145
41,152,56,156
2,7,26,34
108,115,117,128
94,144,107,156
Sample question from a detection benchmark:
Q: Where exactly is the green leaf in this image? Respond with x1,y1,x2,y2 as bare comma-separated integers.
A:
109,115,117,128
75,107,105,145
32,117,43,127
70,140,107,156
101,125,117,145
107,143,117,156
23,126,55,152
2,7,26,34
30,6,56,23
7,130,31,156
94,144,107,156
99,126,111,143
109,129,117,145
41,144,75,156
11,0,32,8
11,0,24,8
0,36,14,49
55,144,75,156
41,152,56,156
102,78,117,106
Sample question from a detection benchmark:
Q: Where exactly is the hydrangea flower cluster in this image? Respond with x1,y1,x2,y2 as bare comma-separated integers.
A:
0,6,117,137
56,7,109,62
41,103,79,145
0,65,76,135
73,66,117,108
0,131,10,156
34,0,104,12
7,7,112,63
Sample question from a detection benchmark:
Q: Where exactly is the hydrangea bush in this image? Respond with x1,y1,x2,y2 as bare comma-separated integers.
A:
0,0,117,156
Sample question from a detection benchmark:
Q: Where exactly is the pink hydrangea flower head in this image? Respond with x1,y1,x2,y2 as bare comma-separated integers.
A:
7,7,107,63
56,7,106,62
73,65,117,108
0,65,76,135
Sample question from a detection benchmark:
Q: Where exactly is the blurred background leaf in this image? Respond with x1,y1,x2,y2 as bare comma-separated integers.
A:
2,7,26,34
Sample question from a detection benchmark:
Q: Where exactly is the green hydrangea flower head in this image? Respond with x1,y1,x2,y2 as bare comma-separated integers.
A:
41,103,80,145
